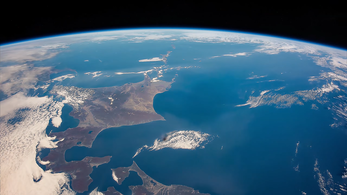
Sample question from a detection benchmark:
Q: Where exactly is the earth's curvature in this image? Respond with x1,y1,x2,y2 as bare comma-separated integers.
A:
0,28,347,195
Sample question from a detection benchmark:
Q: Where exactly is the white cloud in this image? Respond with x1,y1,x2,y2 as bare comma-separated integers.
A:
254,42,321,55
1,43,68,63
115,71,137,75
342,159,347,179
312,159,347,195
180,30,262,44
235,90,270,108
52,74,75,82
151,77,160,82
90,36,118,42
311,104,319,110
179,30,322,54
209,56,221,59
314,159,330,195
0,92,49,117
329,95,347,128
209,53,248,59
237,80,341,110
0,94,74,195
293,164,300,172
139,57,163,62
309,71,347,87
247,75,267,79
36,136,64,151
89,188,104,195
237,77,347,129
295,141,300,157
112,171,119,183
222,52,248,57
85,71,102,78
0,64,51,96
51,117,62,128
178,29,346,72
114,64,184,78
108,97,114,105
139,51,171,64
50,85,94,109
330,57,347,70
133,130,210,158
256,79,282,83
320,82,340,93
115,69,154,76
129,34,172,42
274,86,285,91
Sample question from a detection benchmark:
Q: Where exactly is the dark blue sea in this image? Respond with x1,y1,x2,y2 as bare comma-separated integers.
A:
37,40,347,195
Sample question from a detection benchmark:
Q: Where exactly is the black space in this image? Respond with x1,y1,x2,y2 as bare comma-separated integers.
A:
1,2,347,50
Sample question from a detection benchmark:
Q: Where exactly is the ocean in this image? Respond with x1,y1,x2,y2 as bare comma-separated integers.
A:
39,40,347,195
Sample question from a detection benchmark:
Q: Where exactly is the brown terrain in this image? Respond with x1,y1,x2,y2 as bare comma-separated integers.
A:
42,74,174,193
112,161,209,195
101,187,123,195
112,166,130,185
51,156,111,193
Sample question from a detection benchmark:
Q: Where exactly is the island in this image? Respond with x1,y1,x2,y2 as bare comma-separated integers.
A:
112,161,210,195
42,74,174,193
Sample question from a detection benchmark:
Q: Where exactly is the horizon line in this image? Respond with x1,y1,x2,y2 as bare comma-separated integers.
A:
1,27,346,51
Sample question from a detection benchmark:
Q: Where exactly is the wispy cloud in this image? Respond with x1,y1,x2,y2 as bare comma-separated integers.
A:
236,81,341,113
295,141,300,157
139,51,172,64
247,75,267,79
209,52,249,59
85,71,102,78
313,159,347,195
139,57,163,62
209,55,221,59
222,52,248,57
90,36,118,42
52,74,75,82
235,90,271,108
129,34,172,42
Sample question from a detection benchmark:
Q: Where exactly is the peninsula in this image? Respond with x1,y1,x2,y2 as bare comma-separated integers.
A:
43,74,174,192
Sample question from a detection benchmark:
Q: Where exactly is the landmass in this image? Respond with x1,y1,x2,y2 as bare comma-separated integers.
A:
43,74,174,192
45,155,111,193
111,161,209,195
101,187,123,195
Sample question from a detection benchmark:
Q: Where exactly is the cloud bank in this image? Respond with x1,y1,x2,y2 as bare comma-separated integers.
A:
0,64,52,96
133,130,210,158
0,94,73,195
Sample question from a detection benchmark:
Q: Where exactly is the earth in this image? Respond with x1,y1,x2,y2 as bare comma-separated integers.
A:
1,29,347,195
